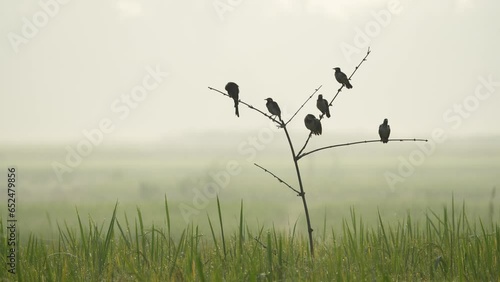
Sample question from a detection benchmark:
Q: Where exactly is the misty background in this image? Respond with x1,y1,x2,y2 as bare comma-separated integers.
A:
0,0,499,238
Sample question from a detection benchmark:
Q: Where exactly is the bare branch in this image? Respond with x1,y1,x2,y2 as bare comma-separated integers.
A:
284,85,323,126
207,87,283,126
297,138,428,160
208,47,373,258
296,47,372,158
254,163,301,195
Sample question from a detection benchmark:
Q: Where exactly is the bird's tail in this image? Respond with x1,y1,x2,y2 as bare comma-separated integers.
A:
234,104,239,117
345,81,353,89
326,111,331,118
316,121,322,135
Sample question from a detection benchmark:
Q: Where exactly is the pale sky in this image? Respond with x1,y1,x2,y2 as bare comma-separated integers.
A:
1,0,499,144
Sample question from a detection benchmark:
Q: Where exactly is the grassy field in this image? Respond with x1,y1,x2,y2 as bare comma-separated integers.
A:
0,135,499,280
1,198,499,281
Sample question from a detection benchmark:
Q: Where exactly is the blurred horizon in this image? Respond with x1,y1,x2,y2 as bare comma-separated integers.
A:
1,133,499,240
1,127,500,146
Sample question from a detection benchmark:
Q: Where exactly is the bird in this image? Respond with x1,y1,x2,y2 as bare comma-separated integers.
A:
333,67,353,89
316,94,330,118
265,98,281,120
304,114,322,135
379,118,391,143
225,82,239,117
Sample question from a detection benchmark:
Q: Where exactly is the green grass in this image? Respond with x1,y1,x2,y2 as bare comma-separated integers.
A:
1,141,498,280
1,197,499,281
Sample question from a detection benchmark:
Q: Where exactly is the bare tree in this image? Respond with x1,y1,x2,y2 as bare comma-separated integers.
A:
208,48,427,257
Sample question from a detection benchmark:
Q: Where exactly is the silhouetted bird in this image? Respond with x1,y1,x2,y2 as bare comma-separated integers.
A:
333,67,352,89
304,114,322,135
265,98,281,119
378,118,391,143
316,94,330,118
225,82,239,117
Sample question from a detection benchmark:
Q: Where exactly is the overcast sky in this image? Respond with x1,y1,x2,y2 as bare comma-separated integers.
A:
1,0,499,144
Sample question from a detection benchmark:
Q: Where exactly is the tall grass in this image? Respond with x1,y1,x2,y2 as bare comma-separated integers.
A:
1,197,499,281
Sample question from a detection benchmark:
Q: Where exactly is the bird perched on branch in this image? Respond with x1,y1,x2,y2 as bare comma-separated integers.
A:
379,118,390,143
316,94,330,118
265,98,281,120
304,114,322,135
333,67,352,89
225,82,239,117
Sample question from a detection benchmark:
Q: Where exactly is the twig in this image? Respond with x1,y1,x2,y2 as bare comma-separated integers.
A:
284,85,322,126
296,132,313,159
297,138,428,160
208,87,282,125
349,47,371,79
254,163,301,195
296,48,372,157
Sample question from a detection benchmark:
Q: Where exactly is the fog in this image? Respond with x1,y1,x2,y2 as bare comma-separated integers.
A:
1,133,499,238
0,1,499,238
1,0,499,143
